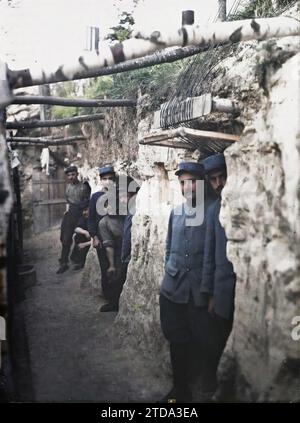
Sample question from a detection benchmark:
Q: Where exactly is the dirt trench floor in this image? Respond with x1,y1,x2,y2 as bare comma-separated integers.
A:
21,228,168,403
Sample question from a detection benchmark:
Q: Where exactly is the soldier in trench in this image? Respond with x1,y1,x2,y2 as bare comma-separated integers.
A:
159,162,213,403
97,176,140,312
57,165,91,274
69,206,92,270
200,153,236,399
88,165,117,301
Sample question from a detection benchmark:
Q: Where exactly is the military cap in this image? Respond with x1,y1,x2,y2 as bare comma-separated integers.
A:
175,162,204,177
98,164,115,176
64,165,78,174
202,153,226,174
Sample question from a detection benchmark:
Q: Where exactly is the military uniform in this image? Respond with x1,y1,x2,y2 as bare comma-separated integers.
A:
159,162,211,402
200,154,236,393
59,167,90,268
98,214,127,309
88,165,115,300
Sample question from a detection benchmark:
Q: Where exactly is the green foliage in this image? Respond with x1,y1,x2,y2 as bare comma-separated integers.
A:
230,0,296,20
106,11,135,43
76,61,186,112
52,105,78,119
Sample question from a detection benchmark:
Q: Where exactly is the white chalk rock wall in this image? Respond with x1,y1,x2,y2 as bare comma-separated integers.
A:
114,34,300,401
221,50,300,402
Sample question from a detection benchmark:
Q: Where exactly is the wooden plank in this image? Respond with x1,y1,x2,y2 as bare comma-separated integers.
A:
34,199,66,206
141,127,240,145
32,179,66,185
183,127,240,142
6,114,104,129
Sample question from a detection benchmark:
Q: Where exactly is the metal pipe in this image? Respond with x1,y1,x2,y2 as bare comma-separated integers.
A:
182,10,194,26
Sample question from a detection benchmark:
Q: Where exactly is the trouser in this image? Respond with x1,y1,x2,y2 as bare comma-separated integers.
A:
59,212,79,264
159,294,206,395
70,233,90,266
107,263,128,306
200,311,233,392
96,247,110,301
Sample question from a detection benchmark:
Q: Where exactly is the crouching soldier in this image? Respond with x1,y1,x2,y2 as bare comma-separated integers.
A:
70,207,92,270
57,165,91,274
200,153,236,397
159,162,212,403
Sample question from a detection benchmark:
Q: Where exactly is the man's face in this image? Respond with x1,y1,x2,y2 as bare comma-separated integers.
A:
208,167,227,197
67,171,78,184
100,172,116,190
178,172,200,201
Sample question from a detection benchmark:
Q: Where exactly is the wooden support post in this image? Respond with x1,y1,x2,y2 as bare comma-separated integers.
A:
6,113,104,129
7,135,87,146
12,96,137,107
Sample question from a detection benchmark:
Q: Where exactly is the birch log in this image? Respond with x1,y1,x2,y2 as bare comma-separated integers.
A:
7,16,300,89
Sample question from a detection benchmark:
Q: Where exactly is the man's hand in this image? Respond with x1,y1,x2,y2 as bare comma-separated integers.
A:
92,236,101,249
78,243,86,250
84,230,91,239
208,296,215,315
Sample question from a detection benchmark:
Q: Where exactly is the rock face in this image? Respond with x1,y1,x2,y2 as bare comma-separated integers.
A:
221,49,300,402
114,35,300,401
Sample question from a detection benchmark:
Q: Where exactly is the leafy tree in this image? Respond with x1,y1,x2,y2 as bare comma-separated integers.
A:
106,11,135,43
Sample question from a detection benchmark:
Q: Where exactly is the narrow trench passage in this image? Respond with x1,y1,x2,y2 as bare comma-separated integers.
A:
20,228,167,403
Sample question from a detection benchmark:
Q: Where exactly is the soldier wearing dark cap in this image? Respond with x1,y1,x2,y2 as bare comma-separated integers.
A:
200,153,236,396
159,162,213,403
57,165,91,274
88,164,116,300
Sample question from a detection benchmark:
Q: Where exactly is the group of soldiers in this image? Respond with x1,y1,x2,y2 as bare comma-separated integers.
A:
57,164,138,312
56,152,236,403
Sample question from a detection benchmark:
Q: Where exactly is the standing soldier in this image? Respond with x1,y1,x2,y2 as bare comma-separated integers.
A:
200,153,236,397
88,164,116,300
159,162,212,403
57,165,91,274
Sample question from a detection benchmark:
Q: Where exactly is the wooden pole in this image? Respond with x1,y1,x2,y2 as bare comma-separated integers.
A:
12,96,137,107
7,136,87,146
6,113,104,129
7,16,299,89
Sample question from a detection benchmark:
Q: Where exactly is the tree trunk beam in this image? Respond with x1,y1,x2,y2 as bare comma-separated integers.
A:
7,136,86,146
6,113,104,129
7,16,299,89
12,96,137,107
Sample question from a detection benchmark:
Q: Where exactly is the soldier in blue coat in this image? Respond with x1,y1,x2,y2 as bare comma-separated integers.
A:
200,153,236,395
88,164,116,303
159,162,212,403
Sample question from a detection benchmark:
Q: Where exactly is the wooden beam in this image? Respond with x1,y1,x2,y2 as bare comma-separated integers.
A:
139,138,192,149
6,113,104,129
7,16,300,89
7,135,87,147
12,96,137,107
140,127,240,146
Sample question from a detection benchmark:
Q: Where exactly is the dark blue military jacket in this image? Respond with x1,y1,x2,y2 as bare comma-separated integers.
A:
160,200,211,306
201,198,236,320
88,191,105,238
